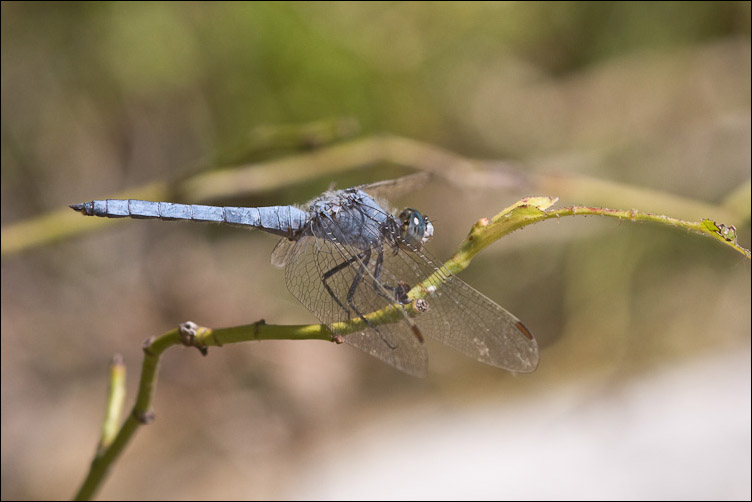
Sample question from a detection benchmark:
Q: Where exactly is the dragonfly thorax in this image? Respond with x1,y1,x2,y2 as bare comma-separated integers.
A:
308,189,391,250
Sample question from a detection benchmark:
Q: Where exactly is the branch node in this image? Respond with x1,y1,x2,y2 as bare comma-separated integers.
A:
141,336,156,356
133,410,156,425
253,319,266,340
179,321,208,356
414,298,430,313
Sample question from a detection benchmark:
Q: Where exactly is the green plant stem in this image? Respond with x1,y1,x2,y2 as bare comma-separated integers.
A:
97,355,126,454
447,197,750,273
72,323,332,500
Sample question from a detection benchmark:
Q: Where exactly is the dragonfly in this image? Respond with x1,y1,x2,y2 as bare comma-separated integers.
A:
71,176,539,376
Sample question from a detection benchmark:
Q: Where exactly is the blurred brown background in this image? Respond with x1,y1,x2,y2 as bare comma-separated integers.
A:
1,2,750,500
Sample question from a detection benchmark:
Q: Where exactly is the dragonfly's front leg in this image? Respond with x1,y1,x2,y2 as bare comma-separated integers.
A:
371,247,424,344
372,247,412,305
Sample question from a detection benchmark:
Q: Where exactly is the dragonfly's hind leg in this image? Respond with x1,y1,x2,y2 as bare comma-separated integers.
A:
321,248,398,350
322,251,364,315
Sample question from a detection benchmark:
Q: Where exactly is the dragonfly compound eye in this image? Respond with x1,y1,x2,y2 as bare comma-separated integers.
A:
399,208,432,248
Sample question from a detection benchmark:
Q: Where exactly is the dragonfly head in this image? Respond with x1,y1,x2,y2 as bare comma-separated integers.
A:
398,208,434,249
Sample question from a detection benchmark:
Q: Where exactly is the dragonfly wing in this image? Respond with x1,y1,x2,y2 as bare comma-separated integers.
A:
355,172,432,201
368,238,540,373
281,232,428,376
270,237,297,268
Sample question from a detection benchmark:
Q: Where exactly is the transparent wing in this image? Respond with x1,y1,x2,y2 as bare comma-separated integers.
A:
282,231,428,377
386,245,540,373
271,237,297,268
353,172,431,201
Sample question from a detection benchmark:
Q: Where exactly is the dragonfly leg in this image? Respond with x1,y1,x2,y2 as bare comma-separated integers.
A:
322,251,365,315
347,250,400,351
345,248,370,303
371,247,424,343
372,247,412,305
321,248,399,350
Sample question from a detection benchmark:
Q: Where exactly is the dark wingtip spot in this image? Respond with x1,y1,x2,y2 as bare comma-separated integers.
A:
411,325,425,344
515,321,535,340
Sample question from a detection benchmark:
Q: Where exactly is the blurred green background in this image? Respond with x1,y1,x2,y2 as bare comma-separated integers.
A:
2,2,750,500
